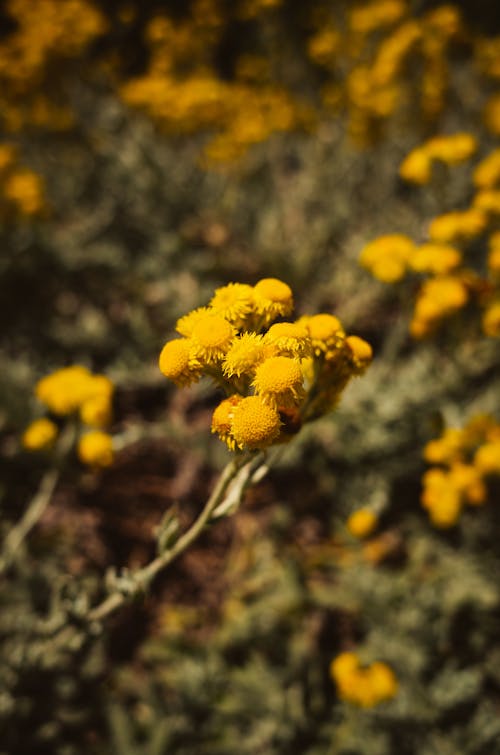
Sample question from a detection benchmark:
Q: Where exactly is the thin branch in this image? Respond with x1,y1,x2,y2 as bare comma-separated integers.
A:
0,424,76,577
87,452,262,625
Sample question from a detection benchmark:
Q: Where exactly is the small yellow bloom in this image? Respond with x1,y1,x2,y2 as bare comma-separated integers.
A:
473,190,500,215
300,313,344,354
230,395,282,449
346,509,378,538
223,333,267,377
360,234,415,282
189,313,236,364
209,283,254,326
78,431,114,467
175,307,211,338
345,336,373,373
211,395,242,450
410,243,462,274
158,338,201,386
252,355,305,408
399,147,432,184
474,441,500,474
428,209,487,242
22,418,58,451
473,148,500,189
80,394,112,428
426,133,478,165
263,321,312,358
252,278,294,322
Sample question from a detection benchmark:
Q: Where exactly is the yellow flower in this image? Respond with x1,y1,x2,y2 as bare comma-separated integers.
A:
252,355,305,408
473,148,500,189
175,307,211,337
211,395,242,450
80,394,113,428
229,395,281,449
35,366,93,415
22,417,58,451
158,338,202,385
429,209,487,242
426,133,478,165
330,652,359,682
78,431,114,467
189,313,236,364
409,243,462,274
424,428,464,464
474,441,500,474
473,189,500,215
252,278,294,323
222,333,267,377
0,144,17,172
482,302,500,337
359,234,415,282
346,509,378,538
208,282,254,326
399,147,432,184
368,662,398,703
300,313,344,354
263,321,312,358
3,170,45,215
345,336,373,374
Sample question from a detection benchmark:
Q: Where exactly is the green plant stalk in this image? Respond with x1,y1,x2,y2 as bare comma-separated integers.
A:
0,423,76,576
86,451,262,625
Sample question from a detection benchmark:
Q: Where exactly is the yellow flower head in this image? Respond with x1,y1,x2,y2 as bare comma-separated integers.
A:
222,332,268,377
410,243,462,274
330,652,359,682
473,148,500,189
22,417,58,451
399,147,432,184
429,210,487,243
359,234,415,282
424,428,464,464
209,282,254,326
78,431,114,468
482,302,500,337
300,313,344,354
211,395,242,450
158,338,202,386
426,133,478,165
175,307,211,338
346,508,378,538
35,366,93,415
230,395,282,449
368,662,398,702
252,278,293,323
80,394,113,428
345,336,373,373
189,313,236,364
474,441,500,474
263,321,312,358
252,355,305,408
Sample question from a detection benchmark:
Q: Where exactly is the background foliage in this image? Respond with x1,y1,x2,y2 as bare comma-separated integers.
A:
1,1,500,753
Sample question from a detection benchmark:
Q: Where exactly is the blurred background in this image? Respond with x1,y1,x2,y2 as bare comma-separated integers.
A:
1,1,500,753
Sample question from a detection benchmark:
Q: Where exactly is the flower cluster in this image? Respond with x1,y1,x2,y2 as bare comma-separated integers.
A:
0,143,45,218
399,132,477,185
346,508,378,539
421,415,500,528
159,279,372,452
330,651,398,707
0,0,106,133
23,366,115,467
360,135,500,339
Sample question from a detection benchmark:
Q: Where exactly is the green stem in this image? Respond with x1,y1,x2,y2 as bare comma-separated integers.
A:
86,453,253,625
